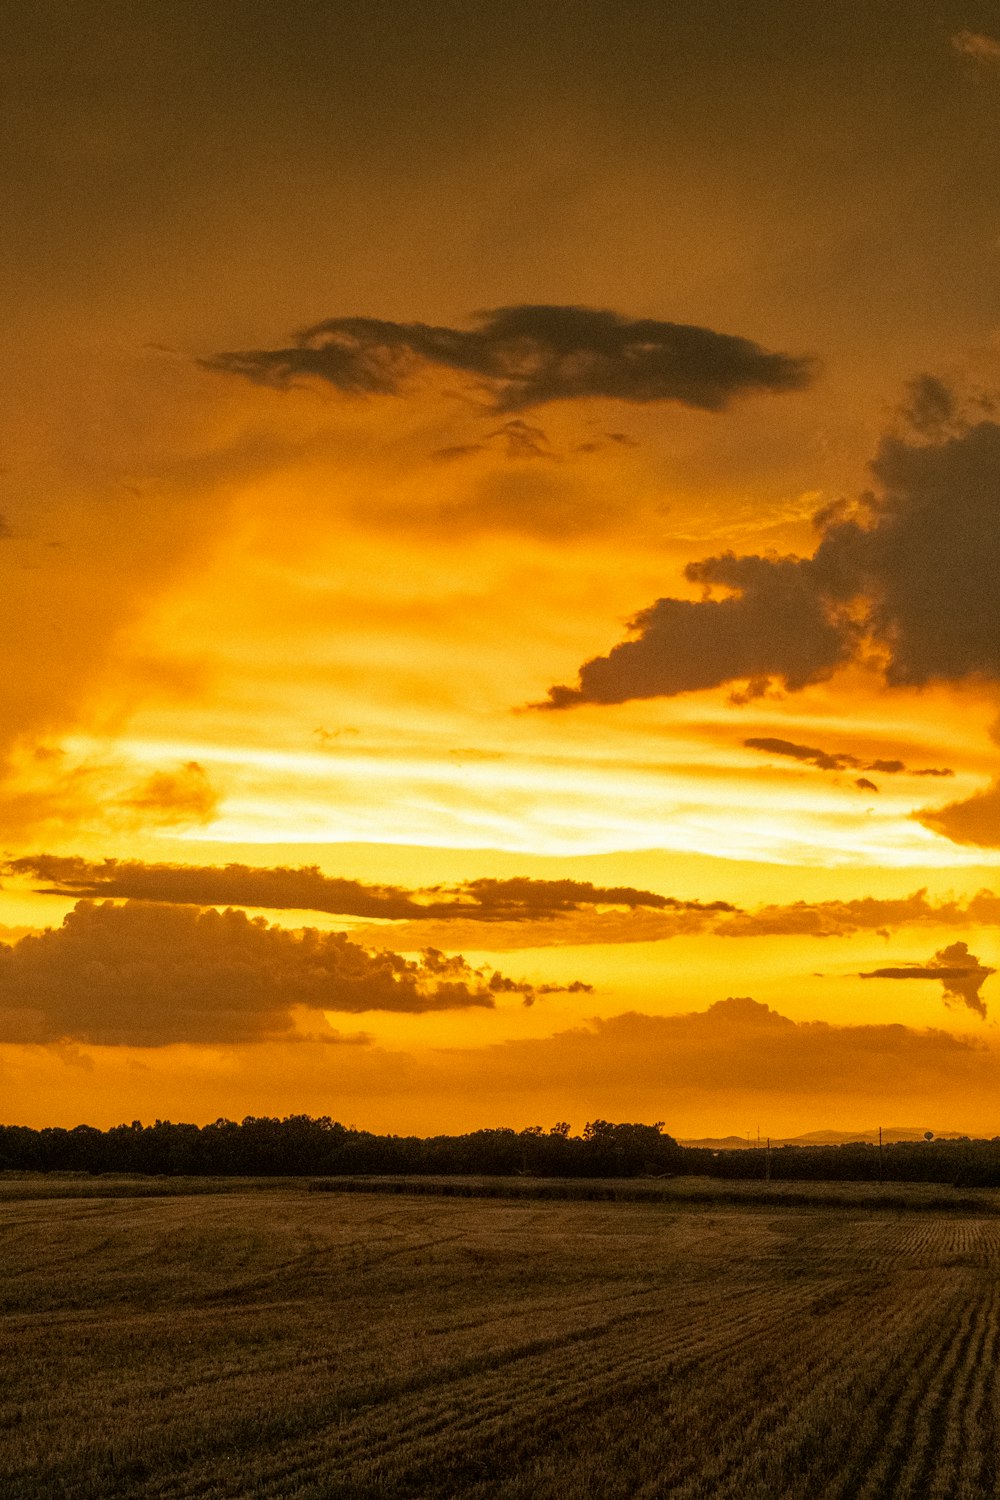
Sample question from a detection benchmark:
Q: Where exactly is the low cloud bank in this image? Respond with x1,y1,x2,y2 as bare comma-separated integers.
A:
442,999,987,1103
0,901,589,1046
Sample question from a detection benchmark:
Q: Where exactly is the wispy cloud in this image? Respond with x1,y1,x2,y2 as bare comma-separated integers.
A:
952,30,1000,71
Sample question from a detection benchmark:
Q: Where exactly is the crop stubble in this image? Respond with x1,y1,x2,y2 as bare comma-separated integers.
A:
1,1183,998,1498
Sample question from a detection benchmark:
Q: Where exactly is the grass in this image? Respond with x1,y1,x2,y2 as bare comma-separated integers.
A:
2,1177,999,1497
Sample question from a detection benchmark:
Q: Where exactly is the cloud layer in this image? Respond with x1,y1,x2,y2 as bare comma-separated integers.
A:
205,305,814,413
16,858,998,959
7,856,725,922
542,419,1000,708
342,887,1000,953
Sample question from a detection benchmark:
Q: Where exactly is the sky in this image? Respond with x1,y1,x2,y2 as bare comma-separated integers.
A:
7,0,1000,1137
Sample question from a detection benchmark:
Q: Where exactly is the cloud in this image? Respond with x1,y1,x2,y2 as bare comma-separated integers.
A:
916,779,1000,848
540,417,1000,708
9,856,434,921
952,30,1000,71
15,857,999,964
348,888,1000,952
712,891,975,940
743,736,952,777
346,908,720,953
431,418,554,463
6,998,992,1137
543,552,853,707
0,901,589,1045
485,418,553,459
433,876,733,920
431,420,638,465
900,374,960,438
7,857,720,923
447,999,986,1105
0,757,224,845
859,941,996,1019
204,305,814,414
120,760,219,826
745,736,865,772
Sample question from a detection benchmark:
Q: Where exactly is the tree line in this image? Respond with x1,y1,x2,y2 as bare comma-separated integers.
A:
2,1116,1000,1185
0,1117,678,1179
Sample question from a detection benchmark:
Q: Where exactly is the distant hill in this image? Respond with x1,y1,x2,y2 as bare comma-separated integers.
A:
678,1127,977,1149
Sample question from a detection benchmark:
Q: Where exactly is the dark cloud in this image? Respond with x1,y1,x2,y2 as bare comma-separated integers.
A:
541,418,1000,708
856,423,1000,688
900,374,959,439
746,736,859,771
432,421,639,465
9,856,434,921
436,876,734,920
486,419,552,459
430,443,487,462
855,777,879,792
205,305,814,414
859,941,996,1019
0,900,591,1046
543,553,852,708
7,857,722,923
431,418,554,464
744,736,952,777
916,779,1000,848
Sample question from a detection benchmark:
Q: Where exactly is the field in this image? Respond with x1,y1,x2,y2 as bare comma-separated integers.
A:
2,1178,1000,1498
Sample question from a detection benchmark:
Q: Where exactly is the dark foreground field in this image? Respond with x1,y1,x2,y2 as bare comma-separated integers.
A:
2,1178,998,1498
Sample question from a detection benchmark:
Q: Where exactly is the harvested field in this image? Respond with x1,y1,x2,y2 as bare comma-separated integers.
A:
2,1178,999,1498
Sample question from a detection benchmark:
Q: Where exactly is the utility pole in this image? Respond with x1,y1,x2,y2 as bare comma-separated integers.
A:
765,1136,771,1183
878,1124,883,1185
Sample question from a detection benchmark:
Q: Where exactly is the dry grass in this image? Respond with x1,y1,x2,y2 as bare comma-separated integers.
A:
2,1178,999,1497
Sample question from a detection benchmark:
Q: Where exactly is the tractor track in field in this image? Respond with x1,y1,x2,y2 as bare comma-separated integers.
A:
149,1275,843,1500
10,1197,1000,1500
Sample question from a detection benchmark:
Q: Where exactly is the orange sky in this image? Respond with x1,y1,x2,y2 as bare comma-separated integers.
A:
6,3,1000,1136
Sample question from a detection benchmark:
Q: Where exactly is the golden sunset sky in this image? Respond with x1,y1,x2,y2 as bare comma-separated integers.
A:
6,1,1000,1137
